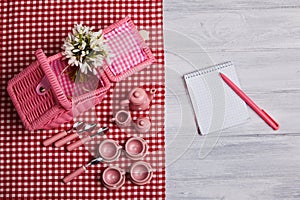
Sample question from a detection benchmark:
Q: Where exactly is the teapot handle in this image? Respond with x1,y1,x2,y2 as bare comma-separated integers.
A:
120,99,130,106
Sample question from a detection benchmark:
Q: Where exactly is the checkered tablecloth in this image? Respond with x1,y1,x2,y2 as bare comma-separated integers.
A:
0,1,165,199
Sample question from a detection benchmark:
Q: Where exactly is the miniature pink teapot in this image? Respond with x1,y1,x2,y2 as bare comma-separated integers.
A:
120,88,156,111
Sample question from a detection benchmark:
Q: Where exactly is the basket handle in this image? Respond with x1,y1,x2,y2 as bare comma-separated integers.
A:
35,49,72,110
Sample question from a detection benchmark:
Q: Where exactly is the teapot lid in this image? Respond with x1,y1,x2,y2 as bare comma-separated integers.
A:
136,117,151,128
128,88,147,105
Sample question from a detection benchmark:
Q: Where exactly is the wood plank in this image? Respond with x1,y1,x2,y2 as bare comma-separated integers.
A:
166,49,300,91
164,9,300,50
166,93,300,136
166,134,300,199
165,0,300,12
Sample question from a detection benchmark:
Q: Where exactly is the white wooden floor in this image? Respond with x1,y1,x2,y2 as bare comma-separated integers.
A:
164,1,300,199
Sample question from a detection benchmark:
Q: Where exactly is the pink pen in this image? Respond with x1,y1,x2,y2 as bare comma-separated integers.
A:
220,73,279,130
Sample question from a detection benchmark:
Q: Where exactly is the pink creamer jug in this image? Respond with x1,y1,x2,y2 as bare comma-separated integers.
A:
120,88,156,111
134,117,151,133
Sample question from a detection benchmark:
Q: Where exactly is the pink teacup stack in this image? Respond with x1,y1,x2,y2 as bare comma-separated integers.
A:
125,137,148,160
129,161,153,186
98,139,123,162
102,166,126,190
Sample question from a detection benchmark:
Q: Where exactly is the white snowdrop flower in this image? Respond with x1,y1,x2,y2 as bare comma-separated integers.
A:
62,24,113,80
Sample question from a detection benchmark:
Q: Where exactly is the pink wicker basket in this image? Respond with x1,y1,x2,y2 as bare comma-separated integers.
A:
7,17,155,130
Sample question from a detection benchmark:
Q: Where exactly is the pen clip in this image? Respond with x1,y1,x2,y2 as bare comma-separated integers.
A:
261,109,279,130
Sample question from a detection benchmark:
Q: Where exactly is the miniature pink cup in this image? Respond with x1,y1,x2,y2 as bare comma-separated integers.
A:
129,161,153,186
111,110,132,127
125,137,148,160
98,139,122,162
102,166,126,190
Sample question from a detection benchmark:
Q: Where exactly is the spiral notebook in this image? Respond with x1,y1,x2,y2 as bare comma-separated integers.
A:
184,62,249,135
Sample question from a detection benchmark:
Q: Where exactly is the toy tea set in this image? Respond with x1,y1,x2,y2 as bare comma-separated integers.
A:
7,16,157,190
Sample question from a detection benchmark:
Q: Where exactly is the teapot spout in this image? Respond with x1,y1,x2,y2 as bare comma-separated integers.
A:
149,88,156,100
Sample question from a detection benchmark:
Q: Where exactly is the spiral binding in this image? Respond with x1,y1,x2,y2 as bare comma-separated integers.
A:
184,61,233,79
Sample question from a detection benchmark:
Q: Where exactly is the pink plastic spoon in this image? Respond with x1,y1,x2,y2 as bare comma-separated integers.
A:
63,157,103,183
66,127,109,151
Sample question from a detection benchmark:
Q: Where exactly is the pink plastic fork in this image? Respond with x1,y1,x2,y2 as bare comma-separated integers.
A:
42,122,84,147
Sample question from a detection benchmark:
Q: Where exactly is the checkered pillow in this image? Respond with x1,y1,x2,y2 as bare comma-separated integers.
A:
105,22,147,76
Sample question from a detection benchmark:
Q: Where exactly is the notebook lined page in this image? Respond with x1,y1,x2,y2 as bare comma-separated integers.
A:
184,62,249,135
